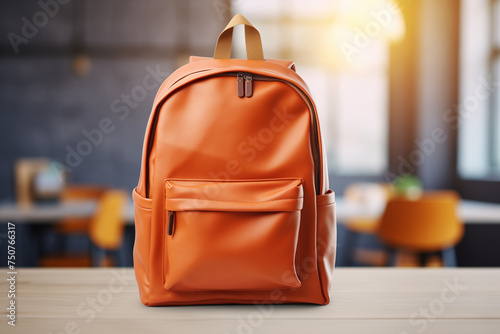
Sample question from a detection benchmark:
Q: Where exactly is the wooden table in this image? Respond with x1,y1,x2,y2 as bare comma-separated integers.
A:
0,200,133,223
0,201,99,222
1,268,499,333
335,198,500,224
1,198,500,224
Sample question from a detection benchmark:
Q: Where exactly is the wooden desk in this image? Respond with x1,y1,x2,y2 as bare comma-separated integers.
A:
0,200,134,223
0,201,98,222
336,198,500,224
0,268,498,333
1,198,500,225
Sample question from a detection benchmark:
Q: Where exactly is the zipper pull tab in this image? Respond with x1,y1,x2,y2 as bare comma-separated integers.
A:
244,73,253,97
237,73,245,98
167,211,175,236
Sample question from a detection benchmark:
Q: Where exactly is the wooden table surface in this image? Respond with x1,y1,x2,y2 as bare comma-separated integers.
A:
1,268,499,333
1,198,500,224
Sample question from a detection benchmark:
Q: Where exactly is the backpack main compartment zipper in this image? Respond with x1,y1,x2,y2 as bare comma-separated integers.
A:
236,72,254,98
244,73,253,97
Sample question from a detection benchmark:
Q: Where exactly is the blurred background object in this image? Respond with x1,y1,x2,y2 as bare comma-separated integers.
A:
1,0,500,268
392,175,423,199
39,189,127,267
14,158,67,206
378,191,464,267
14,158,51,206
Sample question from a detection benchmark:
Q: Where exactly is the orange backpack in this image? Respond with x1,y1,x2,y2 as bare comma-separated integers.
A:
132,14,336,306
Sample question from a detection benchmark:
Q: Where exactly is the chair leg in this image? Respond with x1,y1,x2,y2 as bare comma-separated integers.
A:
338,227,357,266
52,233,65,254
386,248,397,266
345,230,360,266
90,243,106,267
112,247,126,267
417,253,428,267
441,247,458,267
32,224,50,265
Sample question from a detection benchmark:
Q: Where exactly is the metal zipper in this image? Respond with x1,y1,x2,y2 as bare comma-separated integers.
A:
244,73,253,97
167,211,175,236
237,73,245,97
145,72,322,197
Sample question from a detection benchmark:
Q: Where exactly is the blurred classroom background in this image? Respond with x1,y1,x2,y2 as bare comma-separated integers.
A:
1,0,499,268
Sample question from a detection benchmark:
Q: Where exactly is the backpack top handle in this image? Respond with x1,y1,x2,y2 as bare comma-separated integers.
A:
214,14,265,61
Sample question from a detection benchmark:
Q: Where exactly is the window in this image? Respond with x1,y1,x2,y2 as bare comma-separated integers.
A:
458,0,500,179
231,0,404,175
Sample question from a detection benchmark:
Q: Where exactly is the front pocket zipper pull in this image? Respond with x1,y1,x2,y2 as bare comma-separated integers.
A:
244,73,253,97
237,73,245,98
167,211,175,236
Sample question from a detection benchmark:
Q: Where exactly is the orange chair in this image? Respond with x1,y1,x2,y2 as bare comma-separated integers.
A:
38,185,105,266
55,185,105,234
89,190,127,254
39,189,128,267
377,191,464,266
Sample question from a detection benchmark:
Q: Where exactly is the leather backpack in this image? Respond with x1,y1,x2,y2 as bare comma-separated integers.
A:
132,14,336,306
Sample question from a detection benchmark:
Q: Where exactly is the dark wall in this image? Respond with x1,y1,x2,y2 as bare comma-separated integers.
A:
0,0,228,201
416,0,459,190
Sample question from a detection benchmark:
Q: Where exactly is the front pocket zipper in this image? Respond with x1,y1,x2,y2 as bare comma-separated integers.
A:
167,210,175,236
162,178,303,292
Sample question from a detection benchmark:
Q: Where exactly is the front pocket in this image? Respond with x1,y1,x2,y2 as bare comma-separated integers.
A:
162,178,303,292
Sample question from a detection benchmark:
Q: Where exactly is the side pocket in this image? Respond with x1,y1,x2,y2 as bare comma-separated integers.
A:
132,188,152,305
316,190,336,304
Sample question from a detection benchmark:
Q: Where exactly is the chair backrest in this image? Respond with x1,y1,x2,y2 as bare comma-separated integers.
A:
88,190,127,250
55,185,106,234
60,185,105,201
377,191,464,252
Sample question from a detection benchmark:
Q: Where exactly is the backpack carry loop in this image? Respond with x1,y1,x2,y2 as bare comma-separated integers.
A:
214,14,264,60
